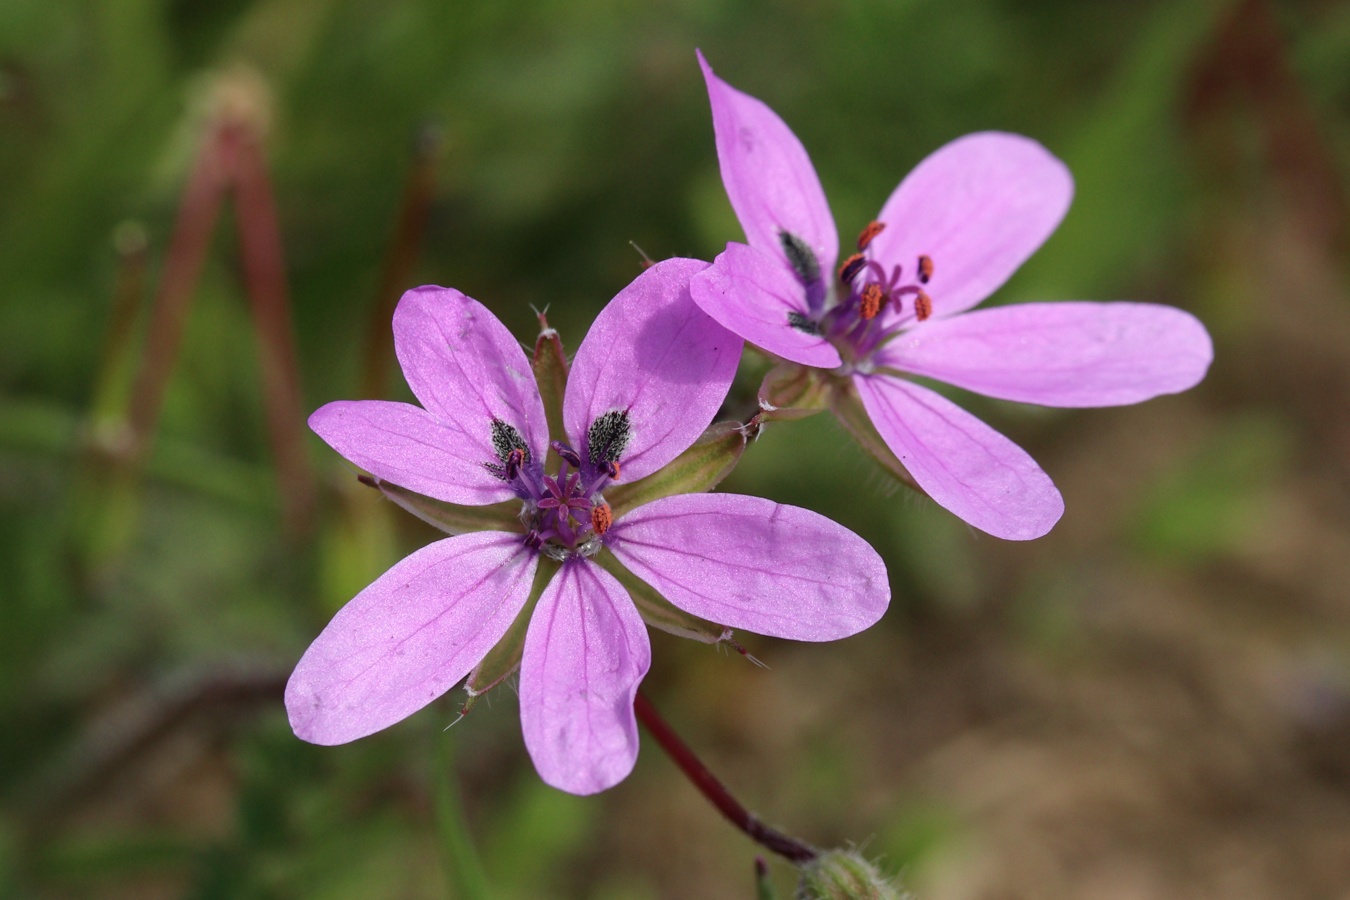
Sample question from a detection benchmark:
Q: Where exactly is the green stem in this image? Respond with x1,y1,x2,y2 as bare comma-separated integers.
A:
433,733,490,900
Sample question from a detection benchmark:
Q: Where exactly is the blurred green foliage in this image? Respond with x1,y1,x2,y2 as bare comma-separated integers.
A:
4,0,1350,897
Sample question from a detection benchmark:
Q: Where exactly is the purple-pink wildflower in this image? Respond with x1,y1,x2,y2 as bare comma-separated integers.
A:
689,52,1214,541
287,258,890,795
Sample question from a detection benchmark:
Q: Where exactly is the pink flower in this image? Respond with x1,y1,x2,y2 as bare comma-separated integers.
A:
689,52,1214,540
288,258,889,794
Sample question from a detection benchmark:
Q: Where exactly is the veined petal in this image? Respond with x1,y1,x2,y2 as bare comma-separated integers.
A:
286,531,538,745
309,400,515,506
608,493,888,641
853,373,1063,540
564,258,742,482
877,302,1214,407
869,132,1073,319
392,285,549,461
690,242,842,369
520,559,651,795
698,50,839,281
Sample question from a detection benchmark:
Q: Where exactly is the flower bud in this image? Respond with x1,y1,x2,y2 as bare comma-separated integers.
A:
796,849,908,900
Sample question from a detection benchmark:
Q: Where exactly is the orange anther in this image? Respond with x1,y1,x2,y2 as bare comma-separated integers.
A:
856,220,886,251
838,252,866,284
860,283,884,320
914,290,932,321
917,254,934,284
590,501,613,536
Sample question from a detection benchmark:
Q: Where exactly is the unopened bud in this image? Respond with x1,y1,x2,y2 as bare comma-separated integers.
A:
796,849,908,900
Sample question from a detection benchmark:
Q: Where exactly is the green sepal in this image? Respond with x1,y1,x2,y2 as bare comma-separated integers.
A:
826,378,923,495
593,551,731,645
361,474,522,535
606,417,760,518
532,313,569,458
758,361,828,419
464,555,560,699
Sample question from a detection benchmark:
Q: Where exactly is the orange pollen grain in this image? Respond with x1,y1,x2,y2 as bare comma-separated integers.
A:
860,283,884,320
838,252,866,284
856,220,886,251
591,502,613,536
914,290,932,321
917,254,934,284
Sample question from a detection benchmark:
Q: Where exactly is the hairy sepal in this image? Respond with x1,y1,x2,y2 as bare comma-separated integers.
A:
758,362,828,419
363,475,522,534
593,552,731,645
605,417,759,517
826,378,924,495
464,555,560,699
532,313,570,459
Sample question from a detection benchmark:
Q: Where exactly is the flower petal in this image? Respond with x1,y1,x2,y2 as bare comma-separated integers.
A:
520,559,651,795
853,373,1063,540
869,132,1073,319
690,242,843,369
392,285,549,459
286,531,538,745
698,50,839,283
309,400,515,505
878,302,1214,407
564,258,742,482
608,493,889,640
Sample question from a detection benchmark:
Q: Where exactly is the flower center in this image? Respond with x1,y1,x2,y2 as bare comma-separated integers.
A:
483,415,629,561
821,221,936,366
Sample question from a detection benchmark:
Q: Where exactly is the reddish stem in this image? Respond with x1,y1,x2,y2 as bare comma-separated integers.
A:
230,123,316,538
633,691,817,864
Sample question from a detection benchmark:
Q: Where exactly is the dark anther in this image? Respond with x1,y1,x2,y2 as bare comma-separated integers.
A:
524,529,545,550
778,230,821,286
551,440,582,469
914,290,932,321
590,502,613,536
859,283,884,320
837,252,866,285
603,460,621,481
856,220,886,251
505,447,526,480
787,310,822,335
917,254,934,284
587,409,632,468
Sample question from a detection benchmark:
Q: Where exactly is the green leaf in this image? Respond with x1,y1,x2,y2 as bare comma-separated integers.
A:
826,378,923,495
606,417,759,517
593,552,729,644
362,475,522,535
532,313,569,456
464,556,559,698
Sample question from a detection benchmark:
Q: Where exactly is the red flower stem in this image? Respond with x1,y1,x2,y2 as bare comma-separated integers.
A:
124,123,231,458
230,122,316,538
633,691,817,864
361,125,442,400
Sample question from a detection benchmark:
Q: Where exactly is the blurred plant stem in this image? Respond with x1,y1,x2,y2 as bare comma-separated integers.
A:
361,125,442,400
434,732,491,900
633,692,817,864
75,70,315,578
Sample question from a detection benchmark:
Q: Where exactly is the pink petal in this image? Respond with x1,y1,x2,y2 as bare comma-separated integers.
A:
391,285,549,459
286,531,537,745
690,242,843,369
564,258,742,482
520,559,651,795
868,132,1073,319
853,373,1063,540
608,493,888,640
698,50,839,282
309,400,515,506
877,302,1213,407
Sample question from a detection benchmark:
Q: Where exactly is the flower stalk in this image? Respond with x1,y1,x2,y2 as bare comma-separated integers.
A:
633,691,817,864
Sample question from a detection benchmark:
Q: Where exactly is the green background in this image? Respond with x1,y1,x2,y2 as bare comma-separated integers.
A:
4,0,1350,897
